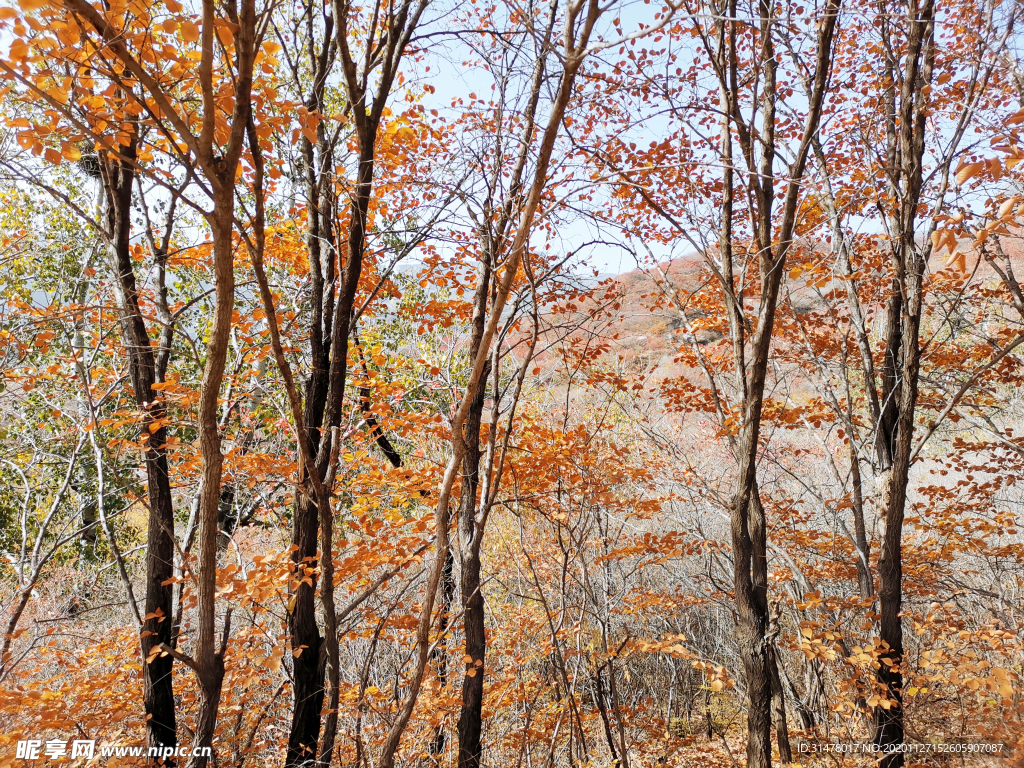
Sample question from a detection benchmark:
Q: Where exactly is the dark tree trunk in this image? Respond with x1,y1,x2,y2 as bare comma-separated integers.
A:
286,143,374,765
285,0,428,756
592,668,621,767
456,358,490,768
870,2,934,763
456,260,492,768
100,141,178,760
285,483,327,766
710,0,841,762
285,56,335,767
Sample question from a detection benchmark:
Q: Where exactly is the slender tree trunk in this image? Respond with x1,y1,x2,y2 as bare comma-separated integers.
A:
286,492,326,767
849,441,874,600
317,487,340,767
456,256,492,768
286,140,374,766
100,142,178,759
285,112,335,768
872,311,923,766
189,188,238,768
713,1,841,762
606,657,630,768
379,5,602,763
456,359,490,768
870,2,934,762
749,490,792,762
54,0,259,763
592,669,621,767
286,1,429,756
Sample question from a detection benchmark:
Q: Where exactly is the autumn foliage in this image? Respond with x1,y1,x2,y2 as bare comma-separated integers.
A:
0,0,1023,766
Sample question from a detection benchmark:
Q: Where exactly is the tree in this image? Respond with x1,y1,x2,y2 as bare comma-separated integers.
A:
1,0,264,760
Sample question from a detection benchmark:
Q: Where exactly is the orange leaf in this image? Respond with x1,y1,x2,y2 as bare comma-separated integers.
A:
9,39,28,60
955,162,983,185
180,20,199,42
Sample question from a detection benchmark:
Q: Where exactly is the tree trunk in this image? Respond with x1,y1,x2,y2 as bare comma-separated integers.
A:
285,0,429,752
870,1,934,762
100,142,178,760
456,253,492,768
872,325,922,766
848,440,874,600
713,2,841,762
285,70,336,768
189,188,238,768
733,487,773,768
286,487,326,766
456,359,490,768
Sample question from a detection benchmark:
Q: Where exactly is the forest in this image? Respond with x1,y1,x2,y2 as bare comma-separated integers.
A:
0,0,1022,765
